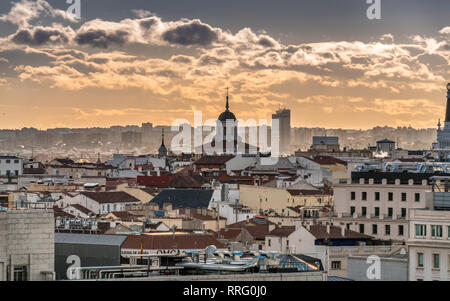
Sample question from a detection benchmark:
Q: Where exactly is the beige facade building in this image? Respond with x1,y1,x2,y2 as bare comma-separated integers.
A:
239,185,332,216
332,173,433,242
0,209,54,281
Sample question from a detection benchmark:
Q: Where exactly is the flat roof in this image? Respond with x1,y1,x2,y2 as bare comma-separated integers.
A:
55,233,127,246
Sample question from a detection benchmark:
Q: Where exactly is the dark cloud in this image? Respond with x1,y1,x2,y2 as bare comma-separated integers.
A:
75,30,129,49
52,50,87,60
67,61,103,74
139,18,157,30
258,36,276,48
170,55,193,64
162,21,218,46
198,55,225,66
11,28,69,46
88,58,109,64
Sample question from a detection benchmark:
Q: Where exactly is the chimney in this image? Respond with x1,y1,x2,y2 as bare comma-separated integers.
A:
326,224,330,234
341,226,346,237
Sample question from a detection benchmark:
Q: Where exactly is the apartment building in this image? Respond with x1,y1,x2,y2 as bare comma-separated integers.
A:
407,209,450,281
332,169,434,242
407,176,450,281
0,155,23,177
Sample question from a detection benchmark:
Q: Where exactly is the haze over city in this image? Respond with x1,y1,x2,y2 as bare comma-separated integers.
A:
0,0,449,130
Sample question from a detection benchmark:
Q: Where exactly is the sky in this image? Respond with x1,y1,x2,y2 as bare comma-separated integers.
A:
0,0,449,130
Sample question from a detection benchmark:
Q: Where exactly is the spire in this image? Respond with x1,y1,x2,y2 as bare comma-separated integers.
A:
445,83,450,122
161,128,165,146
225,86,229,110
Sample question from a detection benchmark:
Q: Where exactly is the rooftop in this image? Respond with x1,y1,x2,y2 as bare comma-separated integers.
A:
80,191,141,204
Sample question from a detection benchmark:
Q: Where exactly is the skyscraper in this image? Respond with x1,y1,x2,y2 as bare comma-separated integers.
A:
272,108,291,154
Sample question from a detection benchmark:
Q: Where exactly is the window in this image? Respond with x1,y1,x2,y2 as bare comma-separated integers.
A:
331,261,341,270
350,206,355,215
286,239,289,247
372,224,378,235
359,224,365,234
415,193,420,202
417,253,424,267
362,192,367,201
388,207,393,217
5,159,10,164
362,207,367,216
398,225,404,236
415,224,426,237
268,239,271,247
374,207,380,217
13,265,28,281
350,192,355,200
388,192,393,201
401,208,406,218
431,225,443,239
375,192,380,201
346,223,350,230
14,159,19,163
401,193,407,202
433,254,440,269
385,225,390,235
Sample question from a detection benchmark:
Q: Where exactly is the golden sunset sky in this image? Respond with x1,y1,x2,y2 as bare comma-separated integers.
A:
0,0,449,130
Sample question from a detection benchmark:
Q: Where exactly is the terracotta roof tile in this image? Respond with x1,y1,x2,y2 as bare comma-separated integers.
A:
70,204,94,215
308,224,372,240
268,226,296,237
80,191,140,204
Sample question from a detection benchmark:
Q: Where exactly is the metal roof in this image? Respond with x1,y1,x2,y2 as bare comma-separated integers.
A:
149,188,214,209
55,233,127,246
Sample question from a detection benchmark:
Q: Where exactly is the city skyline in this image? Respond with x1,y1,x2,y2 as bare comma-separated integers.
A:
0,0,449,130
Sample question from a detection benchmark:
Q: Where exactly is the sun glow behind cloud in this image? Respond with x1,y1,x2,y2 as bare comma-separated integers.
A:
0,0,448,130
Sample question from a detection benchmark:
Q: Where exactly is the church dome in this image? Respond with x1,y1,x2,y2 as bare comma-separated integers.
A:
158,128,168,157
158,144,167,154
218,109,236,122
218,89,236,121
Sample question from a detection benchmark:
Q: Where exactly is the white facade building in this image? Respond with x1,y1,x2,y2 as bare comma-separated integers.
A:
407,209,450,281
0,156,23,177
56,191,141,215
